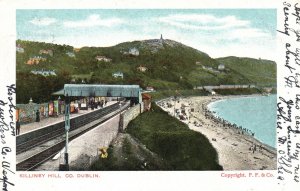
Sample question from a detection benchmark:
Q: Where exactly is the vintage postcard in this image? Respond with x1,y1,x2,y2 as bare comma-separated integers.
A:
0,0,299,190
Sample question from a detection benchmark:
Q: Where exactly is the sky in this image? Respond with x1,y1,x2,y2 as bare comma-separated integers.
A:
16,9,276,60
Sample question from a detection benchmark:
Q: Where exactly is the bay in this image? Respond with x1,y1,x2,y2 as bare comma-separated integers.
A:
208,95,276,148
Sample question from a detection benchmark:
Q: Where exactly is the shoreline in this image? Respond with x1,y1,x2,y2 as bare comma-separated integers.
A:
157,95,276,170
206,95,276,151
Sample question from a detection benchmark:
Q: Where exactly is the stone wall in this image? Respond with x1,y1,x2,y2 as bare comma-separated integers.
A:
194,84,257,90
68,114,121,170
120,103,143,131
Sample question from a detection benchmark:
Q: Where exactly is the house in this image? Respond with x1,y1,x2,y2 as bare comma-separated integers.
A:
95,56,112,62
26,56,47,65
39,49,53,56
218,64,225,71
202,65,221,73
66,52,75,57
31,69,56,77
27,59,35,65
121,47,139,56
73,48,81,52
112,71,124,79
195,61,201,65
202,66,213,70
128,47,139,56
142,93,152,111
146,86,155,91
137,65,147,72
16,44,24,53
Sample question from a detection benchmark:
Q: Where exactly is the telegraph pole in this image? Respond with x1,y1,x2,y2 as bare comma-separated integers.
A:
60,95,70,171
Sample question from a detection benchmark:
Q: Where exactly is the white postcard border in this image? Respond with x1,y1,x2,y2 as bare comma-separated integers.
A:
0,0,298,190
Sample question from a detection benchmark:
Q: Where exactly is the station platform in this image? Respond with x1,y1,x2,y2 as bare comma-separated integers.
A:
18,101,117,135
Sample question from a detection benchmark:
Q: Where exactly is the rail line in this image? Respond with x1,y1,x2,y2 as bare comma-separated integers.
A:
17,102,124,154
17,101,129,171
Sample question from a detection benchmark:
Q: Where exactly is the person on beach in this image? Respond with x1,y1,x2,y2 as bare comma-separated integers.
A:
252,144,257,154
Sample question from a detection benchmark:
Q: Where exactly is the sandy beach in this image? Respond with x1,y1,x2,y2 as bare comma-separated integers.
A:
157,95,277,170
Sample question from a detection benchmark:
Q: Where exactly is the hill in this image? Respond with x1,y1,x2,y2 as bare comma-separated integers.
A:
16,39,276,103
216,56,276,87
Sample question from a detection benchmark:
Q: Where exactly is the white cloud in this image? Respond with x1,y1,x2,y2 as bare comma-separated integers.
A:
157,13,274,48
212,28,272,43
63,14,123,28
30,17,57,26
158,14,250,30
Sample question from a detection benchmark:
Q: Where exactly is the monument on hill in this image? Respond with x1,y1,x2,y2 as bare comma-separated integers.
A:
160,34,164,43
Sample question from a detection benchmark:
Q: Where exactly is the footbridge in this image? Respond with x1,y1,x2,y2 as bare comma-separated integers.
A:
63,84,142,104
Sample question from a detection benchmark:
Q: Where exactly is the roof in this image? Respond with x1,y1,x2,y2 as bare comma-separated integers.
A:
52,89,64,95
63,84,140,97
142,93,151,99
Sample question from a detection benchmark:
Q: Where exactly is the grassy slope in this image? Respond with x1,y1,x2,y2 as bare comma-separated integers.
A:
16,40,277,103
91,103,223,170
217,57,276,87
126,103,223,170
16,40,75,73
16,40,277,89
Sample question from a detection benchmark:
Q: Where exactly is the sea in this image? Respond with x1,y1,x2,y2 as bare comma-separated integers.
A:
208,95,276,148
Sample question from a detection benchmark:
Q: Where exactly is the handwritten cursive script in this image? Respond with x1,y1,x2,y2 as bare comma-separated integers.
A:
0,84,16,191
277,1,300,185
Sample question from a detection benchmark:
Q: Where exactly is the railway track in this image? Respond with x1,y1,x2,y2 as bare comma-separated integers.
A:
17,102,125,154
17,128,64,155
17,101,129,171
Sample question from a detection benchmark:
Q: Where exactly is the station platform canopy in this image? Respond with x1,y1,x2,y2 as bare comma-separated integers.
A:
52,84,142,103
64,84,141,97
